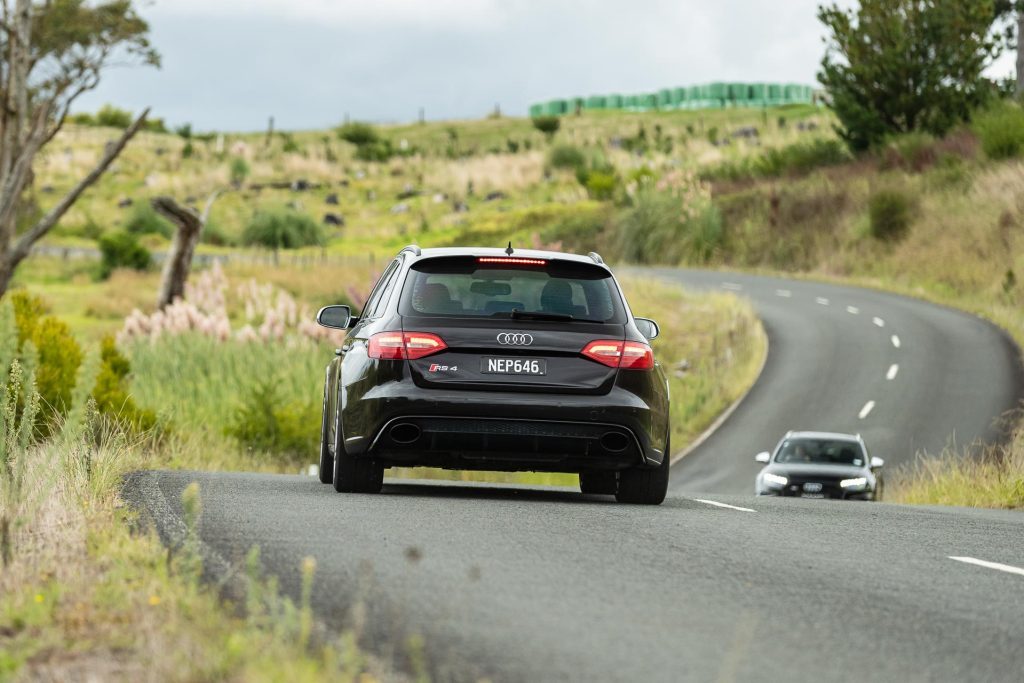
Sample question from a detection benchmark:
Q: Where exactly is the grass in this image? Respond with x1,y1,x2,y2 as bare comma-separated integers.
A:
0,327,387,681
887,429,1024,508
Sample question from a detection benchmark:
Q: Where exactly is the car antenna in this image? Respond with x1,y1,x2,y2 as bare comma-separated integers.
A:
506,241,514,256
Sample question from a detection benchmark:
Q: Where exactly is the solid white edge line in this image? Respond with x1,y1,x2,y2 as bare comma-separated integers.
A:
775,289,792,298
722,282,743,291
846,306,859,314
671,324,770,466
886,364,899,380
695,499,756,513
873,317,885,327
891,335,901,349
949,556,1024,577
858,400,876,420
816,297,830,305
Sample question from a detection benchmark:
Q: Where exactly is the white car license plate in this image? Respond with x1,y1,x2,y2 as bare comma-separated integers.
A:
481,357,547,376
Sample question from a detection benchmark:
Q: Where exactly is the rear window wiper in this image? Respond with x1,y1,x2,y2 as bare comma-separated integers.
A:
491,309,605,324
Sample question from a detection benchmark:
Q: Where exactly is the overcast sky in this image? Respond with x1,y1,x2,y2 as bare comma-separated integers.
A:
75,0,1017,132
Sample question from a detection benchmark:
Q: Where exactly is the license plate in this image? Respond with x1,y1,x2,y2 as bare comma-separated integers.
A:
803,483,823,493
801,493,826,499
481,357,547,376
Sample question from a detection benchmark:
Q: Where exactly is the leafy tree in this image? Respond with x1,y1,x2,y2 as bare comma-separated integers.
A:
0,1,159,297
818,0,1007,151
532,115,561,140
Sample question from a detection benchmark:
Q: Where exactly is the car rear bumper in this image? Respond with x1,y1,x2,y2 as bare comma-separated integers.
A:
342,382,667,472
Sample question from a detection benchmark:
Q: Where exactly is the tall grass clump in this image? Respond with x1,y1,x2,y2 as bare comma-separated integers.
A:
242,210,325,250
889,431,1024,508
868,186,915,242
615,170,722,264
972,101,1024,160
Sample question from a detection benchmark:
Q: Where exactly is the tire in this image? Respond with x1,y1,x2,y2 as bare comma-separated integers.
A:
317,384,333,484
616,438,670,505
579,471,617,495
332,412,384,494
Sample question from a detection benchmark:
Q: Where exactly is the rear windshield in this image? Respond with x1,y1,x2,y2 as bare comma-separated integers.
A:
399,256,626,323
775,439,865,466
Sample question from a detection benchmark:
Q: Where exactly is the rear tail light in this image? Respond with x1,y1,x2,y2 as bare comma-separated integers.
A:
581,340,654,371
368,331,447,360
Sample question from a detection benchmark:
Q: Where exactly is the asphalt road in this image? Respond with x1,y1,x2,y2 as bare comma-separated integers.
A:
125,271,1024,682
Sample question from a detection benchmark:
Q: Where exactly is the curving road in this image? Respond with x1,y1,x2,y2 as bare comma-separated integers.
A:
125,270,1024,682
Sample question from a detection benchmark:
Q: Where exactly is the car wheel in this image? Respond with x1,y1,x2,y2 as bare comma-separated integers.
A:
579,471,617,495
317,384,333,484
616,438,670,505
332,413,384,494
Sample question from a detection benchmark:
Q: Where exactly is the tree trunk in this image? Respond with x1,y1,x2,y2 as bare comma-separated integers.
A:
152,197,203,309
1018,10,1024,98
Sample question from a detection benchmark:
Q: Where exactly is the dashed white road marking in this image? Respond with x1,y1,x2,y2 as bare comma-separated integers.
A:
886,364,899,381
872,317,885,328
949,556,1024,578
858,401,876,420
815,297,830,306
775,289,792,298
721,282,743,291
891,335,901,349
695,499,756,513
846,306,860,315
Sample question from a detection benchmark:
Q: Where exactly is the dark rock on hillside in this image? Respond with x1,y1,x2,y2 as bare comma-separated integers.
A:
325,193,339,205
118,197,133,208
484,191,507,202
323,213,345,226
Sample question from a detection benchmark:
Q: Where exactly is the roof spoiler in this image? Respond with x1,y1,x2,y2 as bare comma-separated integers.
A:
588,252,604,264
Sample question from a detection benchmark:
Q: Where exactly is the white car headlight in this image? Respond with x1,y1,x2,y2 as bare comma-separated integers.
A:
840,477,868,489
763,472,788,487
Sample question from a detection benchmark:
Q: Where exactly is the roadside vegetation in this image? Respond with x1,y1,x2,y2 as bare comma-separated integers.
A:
0,300,387,681
888,428,1024,508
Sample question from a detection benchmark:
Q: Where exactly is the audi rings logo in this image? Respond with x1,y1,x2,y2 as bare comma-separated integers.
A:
497,333,534,346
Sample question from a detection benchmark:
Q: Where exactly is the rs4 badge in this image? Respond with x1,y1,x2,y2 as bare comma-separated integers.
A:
428,364,458,373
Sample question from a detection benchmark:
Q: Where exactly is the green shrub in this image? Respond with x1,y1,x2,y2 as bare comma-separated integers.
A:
230,157,251,186
242,210,325,249
226,379,318,458
94,104,134,129
98,231,151,280
124,202,173,238
754,139,850,177
92,336,158,434
531,116,561,139
336,122,380,146
354,139,393,162
584,171,617,200
10,291,84,425
868,188,914,241
548,145,586,170
973,101,1024,160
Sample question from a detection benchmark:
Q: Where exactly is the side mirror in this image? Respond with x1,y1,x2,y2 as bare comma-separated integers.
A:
870,456,885,469
755,451,771,464
317,305,353,330
635,317,660,340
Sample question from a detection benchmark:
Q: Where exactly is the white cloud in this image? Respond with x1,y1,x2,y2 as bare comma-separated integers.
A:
152,0,507,29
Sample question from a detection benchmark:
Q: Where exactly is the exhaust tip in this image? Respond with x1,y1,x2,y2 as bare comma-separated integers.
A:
389,423,421,445
600,431,630,453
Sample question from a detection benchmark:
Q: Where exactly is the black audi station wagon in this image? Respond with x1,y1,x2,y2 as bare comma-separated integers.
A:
315,246,672,504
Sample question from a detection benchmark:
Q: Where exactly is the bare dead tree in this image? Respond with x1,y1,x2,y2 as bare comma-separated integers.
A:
0,1,159,298
152,191,222,309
